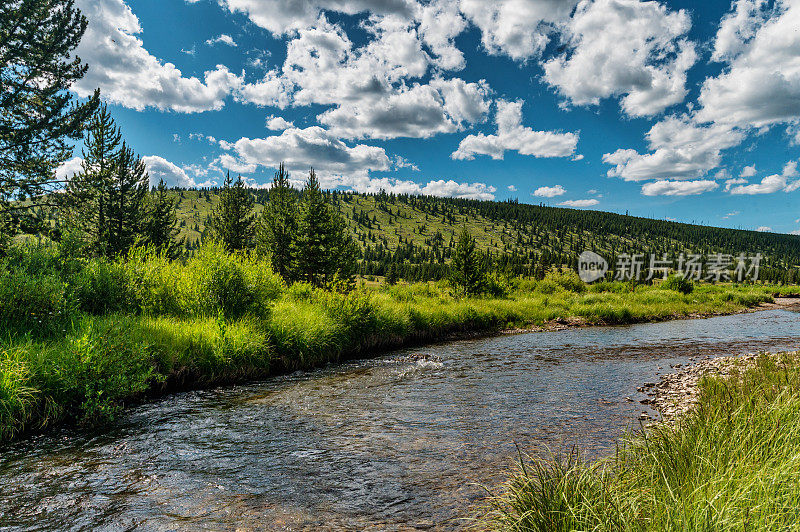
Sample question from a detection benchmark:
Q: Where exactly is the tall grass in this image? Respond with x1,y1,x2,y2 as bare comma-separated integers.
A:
482,352,800,531
0,241,795,440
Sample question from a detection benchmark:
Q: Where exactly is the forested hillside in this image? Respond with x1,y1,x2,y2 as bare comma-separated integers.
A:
170,189,800,284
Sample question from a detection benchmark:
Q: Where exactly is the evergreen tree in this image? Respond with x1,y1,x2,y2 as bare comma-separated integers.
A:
450,226,486,296
258,163,298,281
0,0,99,236
105,141,149,256
208,171,255,252
61,104,122,255
385,262,399,285
296,169,358,288
145,178,182,258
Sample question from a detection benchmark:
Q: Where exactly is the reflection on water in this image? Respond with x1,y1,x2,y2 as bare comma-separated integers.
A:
1,309,799,530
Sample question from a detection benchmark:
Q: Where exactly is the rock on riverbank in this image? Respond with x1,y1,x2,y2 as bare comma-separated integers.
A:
640,353,763,421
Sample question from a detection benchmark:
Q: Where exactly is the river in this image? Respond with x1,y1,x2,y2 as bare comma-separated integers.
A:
1,308,799,531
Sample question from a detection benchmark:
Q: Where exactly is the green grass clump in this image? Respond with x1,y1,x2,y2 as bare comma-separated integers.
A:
482,351,800,531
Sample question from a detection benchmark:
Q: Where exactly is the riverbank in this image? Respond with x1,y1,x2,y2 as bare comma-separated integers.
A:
2,242,799,442
482,348,800,531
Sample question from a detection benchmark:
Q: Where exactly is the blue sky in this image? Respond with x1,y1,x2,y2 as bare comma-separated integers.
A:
59,0,800,234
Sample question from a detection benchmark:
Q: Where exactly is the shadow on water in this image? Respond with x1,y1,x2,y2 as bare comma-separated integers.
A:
1,308,799,530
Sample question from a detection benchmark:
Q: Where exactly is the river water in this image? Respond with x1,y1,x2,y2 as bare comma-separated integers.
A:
1,308,799,531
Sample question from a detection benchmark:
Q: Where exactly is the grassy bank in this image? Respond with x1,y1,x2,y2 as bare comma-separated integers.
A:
0,242,796,441
482,351,800,531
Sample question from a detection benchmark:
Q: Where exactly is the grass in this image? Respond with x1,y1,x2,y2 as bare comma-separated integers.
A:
481,351,800,531
0,241,794,441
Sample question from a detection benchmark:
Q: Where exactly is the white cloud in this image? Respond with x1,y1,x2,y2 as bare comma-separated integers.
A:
740,164,757,177
393,155,419,171
507,185,517,192
731,175,782,195
790,229,800,235
143,155,199,187
723,210,740,219
459,0,578,60
729,161,800,194
452,99,578,160
71,0,241,113
216,0,416,35
419,179,496,200
319,77,491,139
724,177,748,191
417,0,467,70
543,0,696,117
641,179,719,196
188,133,217,144
756,226,772,232
603,115,744,181
206,34,237,47
54,157,85,182
697,0,800,129
532,184,566,198
218,125,391,185
559,199,599,208
266,116,295,130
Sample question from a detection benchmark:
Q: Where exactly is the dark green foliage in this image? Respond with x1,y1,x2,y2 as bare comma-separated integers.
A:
385,263,398,285
295,169,359,288
70,259,133,314
450,226,486,296
208,172,255,252
60,105,149,257
0,0,99,236
144,179,182,258
662,274,694,294
0,267,72,338
258,163,298,281
105,142,149,256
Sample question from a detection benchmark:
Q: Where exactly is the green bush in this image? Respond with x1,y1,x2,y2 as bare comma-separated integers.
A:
33,317,155,423
70,258,134,314
662,274,694,295
549,271,587,293
0,268,72,338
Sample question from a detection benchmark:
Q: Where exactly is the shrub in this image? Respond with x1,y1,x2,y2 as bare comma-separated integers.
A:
124,246,184,316
662,274,694,295
549,271,587,293
70,258,134,314
33,317,155,424
183,243,254,319
0,267,72,338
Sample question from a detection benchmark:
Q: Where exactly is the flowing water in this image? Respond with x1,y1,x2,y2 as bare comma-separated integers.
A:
1,308,800,531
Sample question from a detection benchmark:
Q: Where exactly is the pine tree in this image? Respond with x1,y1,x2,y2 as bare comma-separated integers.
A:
385,262,399,285
450,226,486,296
258,163,298,281
208,171,255,252
0,0,99,235
144,178,182,258
105,141,149,256
61,104,122,255
296,169,358,288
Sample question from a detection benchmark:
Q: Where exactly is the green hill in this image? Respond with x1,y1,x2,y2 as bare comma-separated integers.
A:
171,189,800,284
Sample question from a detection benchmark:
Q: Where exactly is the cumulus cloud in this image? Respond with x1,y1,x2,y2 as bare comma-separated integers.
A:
71,0,241,112
459,0,578,60
756,226,772,232
724,177,748,192
728,161,800,194
603,115,744,181
216,0,416,35
532,184,566,198
206,34,237,47
740,164,757,177
218,125,391,184
697,0,800,129
266,116,295,130
558,198,599,208
543,0,696,117
641,179,719,196
452,99,578,160
790,229,800,235
54,157,85,182
507,185,517,191
142,155,200,187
